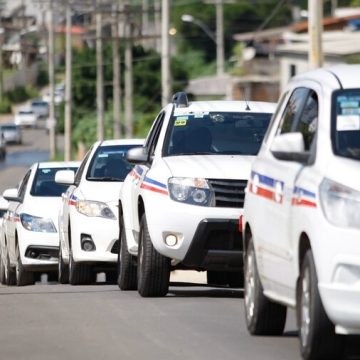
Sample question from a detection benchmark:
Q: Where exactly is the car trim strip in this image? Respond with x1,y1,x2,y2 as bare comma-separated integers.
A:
143,176,167,189
140,183,168,195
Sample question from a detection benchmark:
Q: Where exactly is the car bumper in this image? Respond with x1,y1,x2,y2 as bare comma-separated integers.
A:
18,229,59,268
70,214,118,264
145,196,243,266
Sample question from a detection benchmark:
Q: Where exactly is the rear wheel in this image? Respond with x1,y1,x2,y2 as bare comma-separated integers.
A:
16,244,35,286
137,214,170,297
58,245,69,284
244,237,287,335
297,250,344,360
117,216,137,290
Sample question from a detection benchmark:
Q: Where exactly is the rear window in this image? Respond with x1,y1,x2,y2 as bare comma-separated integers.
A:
30,166,78,197
0,209,6,218
19,111,33,115
332,89,360,161
164,111,272,156
0,125,17,131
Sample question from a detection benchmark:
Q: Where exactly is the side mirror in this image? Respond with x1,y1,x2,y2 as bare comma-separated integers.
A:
0,196,8,211
55,170,75,185
3,188,21,203
271,132,310,163
126,147,149,165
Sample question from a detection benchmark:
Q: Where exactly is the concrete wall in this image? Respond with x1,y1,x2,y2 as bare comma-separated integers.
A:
3,63,39,91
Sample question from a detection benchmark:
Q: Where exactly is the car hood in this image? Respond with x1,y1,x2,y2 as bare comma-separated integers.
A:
22,196,62,230
163,155,255,180
78,180,123,204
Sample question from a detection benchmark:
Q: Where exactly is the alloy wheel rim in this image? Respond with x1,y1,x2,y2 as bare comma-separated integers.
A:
245,248,255,323
300,267,311,347
58,248,62,277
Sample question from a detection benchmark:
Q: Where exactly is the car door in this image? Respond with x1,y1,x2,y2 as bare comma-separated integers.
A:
61,151,91,257
128,111,166,241
8,169,32,264
251,86,319,298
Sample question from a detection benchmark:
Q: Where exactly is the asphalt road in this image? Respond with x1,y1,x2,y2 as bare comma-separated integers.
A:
1,126,357,360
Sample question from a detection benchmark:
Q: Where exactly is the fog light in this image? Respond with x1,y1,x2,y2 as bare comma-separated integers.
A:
165,234,178,247
81,234,96,251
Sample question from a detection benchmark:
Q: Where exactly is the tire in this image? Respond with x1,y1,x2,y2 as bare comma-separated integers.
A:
5,249,16,286
117,216,137,290
207,270,244,288
16,244,34,286
297,250,344,360
69,251,92,285
0,253,6,284
137,214,170,297
244,237,287,335
58,245,69,284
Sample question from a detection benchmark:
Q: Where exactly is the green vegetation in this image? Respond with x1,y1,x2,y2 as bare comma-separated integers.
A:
0,97,11,114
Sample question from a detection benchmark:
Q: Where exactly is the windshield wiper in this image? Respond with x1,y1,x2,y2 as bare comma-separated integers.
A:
170,152,214,156
87,176,122,181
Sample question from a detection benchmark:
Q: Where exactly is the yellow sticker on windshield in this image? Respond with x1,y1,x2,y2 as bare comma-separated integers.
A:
174,118,187,126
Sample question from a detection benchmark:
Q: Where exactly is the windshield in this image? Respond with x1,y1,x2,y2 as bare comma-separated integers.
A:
30,167,78,197
164,111,272,156
332,89,360,161
0,209,6,218
19,111,33,115
1,125,17,131
86,144,138,181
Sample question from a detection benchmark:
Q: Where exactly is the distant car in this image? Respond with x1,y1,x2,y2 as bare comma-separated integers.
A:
0,123,22,144
55,139,143,285
14,108,38,128
0,197,9,284
31,99,49,119
42,91,63,105
1,161,80,286
0,131,6,161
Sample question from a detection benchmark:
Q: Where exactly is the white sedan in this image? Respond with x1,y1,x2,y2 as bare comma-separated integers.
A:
14,108,38,128
56,139,143,285
1,161,79,286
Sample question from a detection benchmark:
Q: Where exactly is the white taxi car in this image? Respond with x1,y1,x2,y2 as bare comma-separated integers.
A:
1,162,79,286
119,92,275,297
0,196,8,283
242,65,360,359
56,139,143,285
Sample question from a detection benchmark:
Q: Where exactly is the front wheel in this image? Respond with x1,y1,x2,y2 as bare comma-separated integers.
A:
117,216,137,290
4,248,16,286
16,244,35,286
244,237,287,335
137,214,170,297
58,245,69,284
69,251,93,285
297,250,344,360
0,252,6,284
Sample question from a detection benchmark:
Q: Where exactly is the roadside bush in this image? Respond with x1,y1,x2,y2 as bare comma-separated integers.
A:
36,64,49,87
0,97,11,114
6,86,39,103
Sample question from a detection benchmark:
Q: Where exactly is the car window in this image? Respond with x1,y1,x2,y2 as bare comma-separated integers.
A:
86,144,139,181
148,113,165,156
30,167,79,197
277,88,309,135
74,149,92,185
0,209,6,218
332,88,360,161
164,111,272,156
144,111,165,152
18,170,32,200
297,91,318,151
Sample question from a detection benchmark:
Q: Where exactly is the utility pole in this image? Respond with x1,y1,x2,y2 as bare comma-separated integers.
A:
0,28,4,103
215,0,225,76
96,1,104,141
142,0,149,48
64,1,72,161
154,0,161,53
48,0,57,159
112,1,122,139
161,0,170,107
124,3,133,138
308,0,323,69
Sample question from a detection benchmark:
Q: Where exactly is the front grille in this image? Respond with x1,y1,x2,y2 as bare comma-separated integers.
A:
207,179,247,208
111,240,119,254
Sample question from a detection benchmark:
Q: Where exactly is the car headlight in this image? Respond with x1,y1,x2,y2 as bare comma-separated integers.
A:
20,213,57,233
319,178,360,230
168,177,215,206
76,200,115,219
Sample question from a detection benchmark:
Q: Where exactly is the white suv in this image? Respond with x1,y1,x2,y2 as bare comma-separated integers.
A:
118,92,275,297
242,65,360,359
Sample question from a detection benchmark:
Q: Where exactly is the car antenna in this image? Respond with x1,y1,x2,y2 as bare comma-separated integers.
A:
243,88,251,111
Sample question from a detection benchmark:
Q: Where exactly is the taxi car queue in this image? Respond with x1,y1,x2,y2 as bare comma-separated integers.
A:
0,64,359,360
